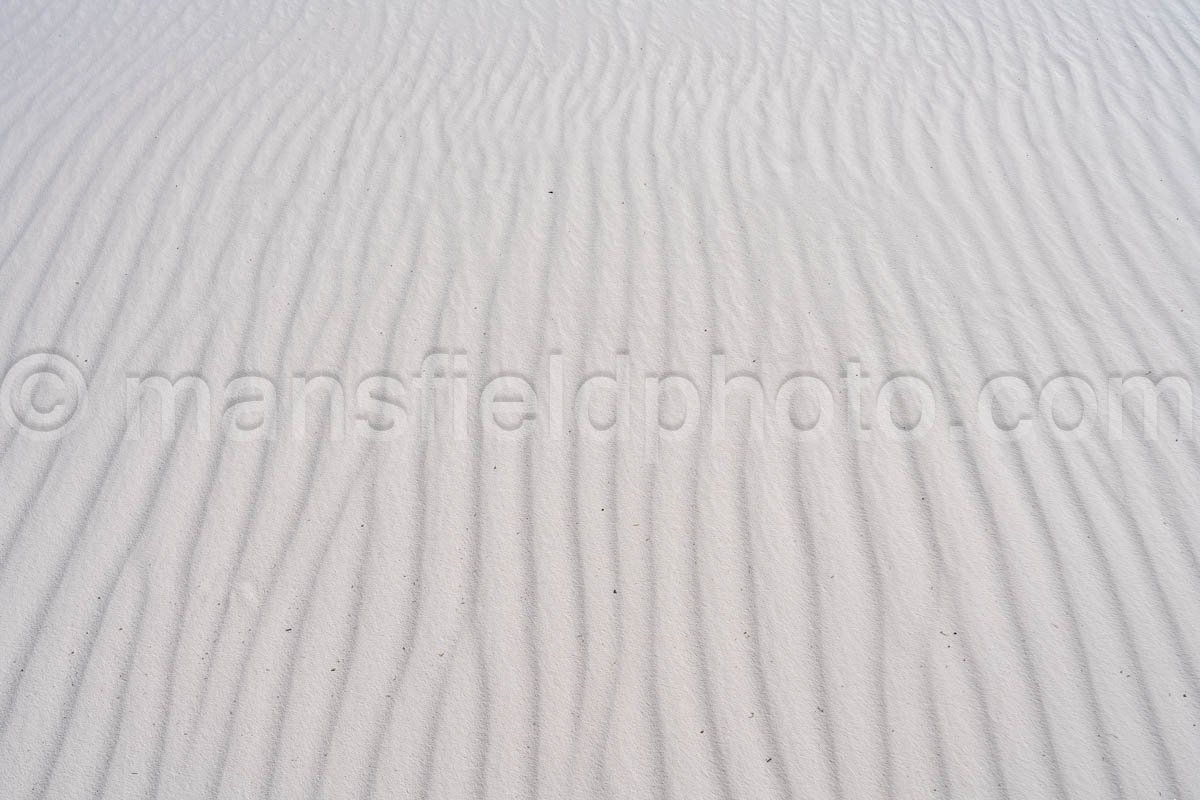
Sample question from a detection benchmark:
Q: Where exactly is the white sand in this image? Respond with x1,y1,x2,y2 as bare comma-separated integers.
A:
1,0,1199,797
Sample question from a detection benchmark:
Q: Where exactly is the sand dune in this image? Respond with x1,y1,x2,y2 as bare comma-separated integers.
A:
1,0,1199,797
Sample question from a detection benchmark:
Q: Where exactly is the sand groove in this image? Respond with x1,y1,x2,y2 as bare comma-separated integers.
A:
2,0,1199,797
